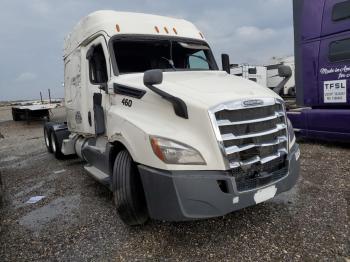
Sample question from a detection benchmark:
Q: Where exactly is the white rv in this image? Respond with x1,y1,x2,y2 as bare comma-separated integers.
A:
230,65,267,87
44,11,300,225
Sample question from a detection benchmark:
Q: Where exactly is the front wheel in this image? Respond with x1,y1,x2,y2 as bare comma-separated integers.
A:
112,150,149,226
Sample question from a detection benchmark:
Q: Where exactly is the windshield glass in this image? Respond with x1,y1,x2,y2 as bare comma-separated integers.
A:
112,38,218,74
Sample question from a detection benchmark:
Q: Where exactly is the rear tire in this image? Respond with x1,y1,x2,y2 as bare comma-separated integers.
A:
112,150,149,226
50,131,64,159
44,126,53,153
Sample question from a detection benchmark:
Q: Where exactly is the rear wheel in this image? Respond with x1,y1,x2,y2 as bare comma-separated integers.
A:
44,126,53,153
50,131,64,159
112,150,149,226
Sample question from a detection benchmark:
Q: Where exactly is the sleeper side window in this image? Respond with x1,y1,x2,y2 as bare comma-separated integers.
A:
329,38,350,62
89,44,108,84
332,0,350,21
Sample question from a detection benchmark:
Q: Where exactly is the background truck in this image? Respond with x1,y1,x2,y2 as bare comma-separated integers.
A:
266,56,296,97
44,10,300,225
288,0,350,142
230,57,296,97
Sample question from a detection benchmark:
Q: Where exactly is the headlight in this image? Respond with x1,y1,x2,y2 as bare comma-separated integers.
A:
150,136,206,165
287,118,296,150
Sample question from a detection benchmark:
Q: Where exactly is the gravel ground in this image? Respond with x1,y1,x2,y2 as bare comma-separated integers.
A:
0,106,349,261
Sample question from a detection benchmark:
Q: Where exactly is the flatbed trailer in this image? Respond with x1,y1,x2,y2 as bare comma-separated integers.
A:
12,104,58,123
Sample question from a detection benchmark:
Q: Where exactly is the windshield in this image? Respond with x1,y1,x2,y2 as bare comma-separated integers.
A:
112,37,218,74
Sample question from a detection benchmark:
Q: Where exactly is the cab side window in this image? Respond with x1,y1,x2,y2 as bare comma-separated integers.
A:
89,44,108,84
332,0,350,21
329,38,350,62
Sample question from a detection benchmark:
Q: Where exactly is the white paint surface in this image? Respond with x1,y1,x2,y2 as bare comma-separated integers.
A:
254,185,277,204
324,80,347,103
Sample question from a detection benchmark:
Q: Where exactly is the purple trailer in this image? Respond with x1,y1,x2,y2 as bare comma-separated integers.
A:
288,0,350,142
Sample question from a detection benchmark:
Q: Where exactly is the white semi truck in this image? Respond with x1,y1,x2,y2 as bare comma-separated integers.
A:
44,11,300,225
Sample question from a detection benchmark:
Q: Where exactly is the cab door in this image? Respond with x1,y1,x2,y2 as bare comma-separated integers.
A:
318,32,350,106
83,36,110,136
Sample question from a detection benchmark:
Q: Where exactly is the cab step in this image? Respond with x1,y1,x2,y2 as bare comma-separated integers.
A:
84,165,111,189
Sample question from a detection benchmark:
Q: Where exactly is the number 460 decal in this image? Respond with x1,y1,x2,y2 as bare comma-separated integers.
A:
122,98,133,107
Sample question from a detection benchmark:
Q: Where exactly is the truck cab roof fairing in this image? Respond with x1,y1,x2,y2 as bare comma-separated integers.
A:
64,10,205,58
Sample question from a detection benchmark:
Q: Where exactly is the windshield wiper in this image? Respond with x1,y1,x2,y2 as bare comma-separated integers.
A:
161,57,176,71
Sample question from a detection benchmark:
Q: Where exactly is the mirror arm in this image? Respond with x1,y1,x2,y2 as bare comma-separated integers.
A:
99,83,108,94
145,84,188,119
273,75,292,95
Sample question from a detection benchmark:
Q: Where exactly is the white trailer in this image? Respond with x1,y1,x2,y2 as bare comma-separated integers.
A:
44,11,300,225
230,65,267,87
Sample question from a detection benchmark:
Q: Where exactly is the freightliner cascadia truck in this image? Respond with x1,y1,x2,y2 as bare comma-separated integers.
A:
288,0,350,141
44,11,300,225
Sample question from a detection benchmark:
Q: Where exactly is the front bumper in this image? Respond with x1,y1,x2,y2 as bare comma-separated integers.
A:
139,144,300,221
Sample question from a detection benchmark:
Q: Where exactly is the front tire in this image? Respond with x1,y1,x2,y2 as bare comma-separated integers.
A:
112,150,149,226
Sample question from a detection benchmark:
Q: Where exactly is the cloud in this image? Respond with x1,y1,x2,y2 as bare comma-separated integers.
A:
15,72,37,82
236,26,277,42
0,0,294,100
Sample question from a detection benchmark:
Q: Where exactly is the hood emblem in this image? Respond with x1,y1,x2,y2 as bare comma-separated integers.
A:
242,99,264,107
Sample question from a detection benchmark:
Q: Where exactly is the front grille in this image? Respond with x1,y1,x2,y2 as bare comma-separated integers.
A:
215,104,282,123
235,166,288,191
210,98,289,191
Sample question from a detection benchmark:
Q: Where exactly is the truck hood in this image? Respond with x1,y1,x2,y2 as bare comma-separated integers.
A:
113,71,280,108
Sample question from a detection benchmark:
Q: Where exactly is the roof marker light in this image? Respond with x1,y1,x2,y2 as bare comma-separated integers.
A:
116,24,120,32
164,26,169,34
173,28,178,34
154,26,160,33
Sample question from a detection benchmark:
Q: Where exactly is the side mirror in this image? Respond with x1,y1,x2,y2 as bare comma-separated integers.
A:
221,54,231,74
278,65,292,78
143,69,163,86
143,69,188,119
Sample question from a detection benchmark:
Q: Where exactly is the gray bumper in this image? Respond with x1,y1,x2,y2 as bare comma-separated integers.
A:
139,144,300,221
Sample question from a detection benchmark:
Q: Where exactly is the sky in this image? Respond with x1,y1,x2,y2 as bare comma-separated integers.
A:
0,0,293,101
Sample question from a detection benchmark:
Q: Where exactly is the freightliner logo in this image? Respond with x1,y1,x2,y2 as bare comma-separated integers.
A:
242,99,264,107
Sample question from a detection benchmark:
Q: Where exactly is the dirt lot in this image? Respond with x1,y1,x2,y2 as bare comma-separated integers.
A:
0,106,349,261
